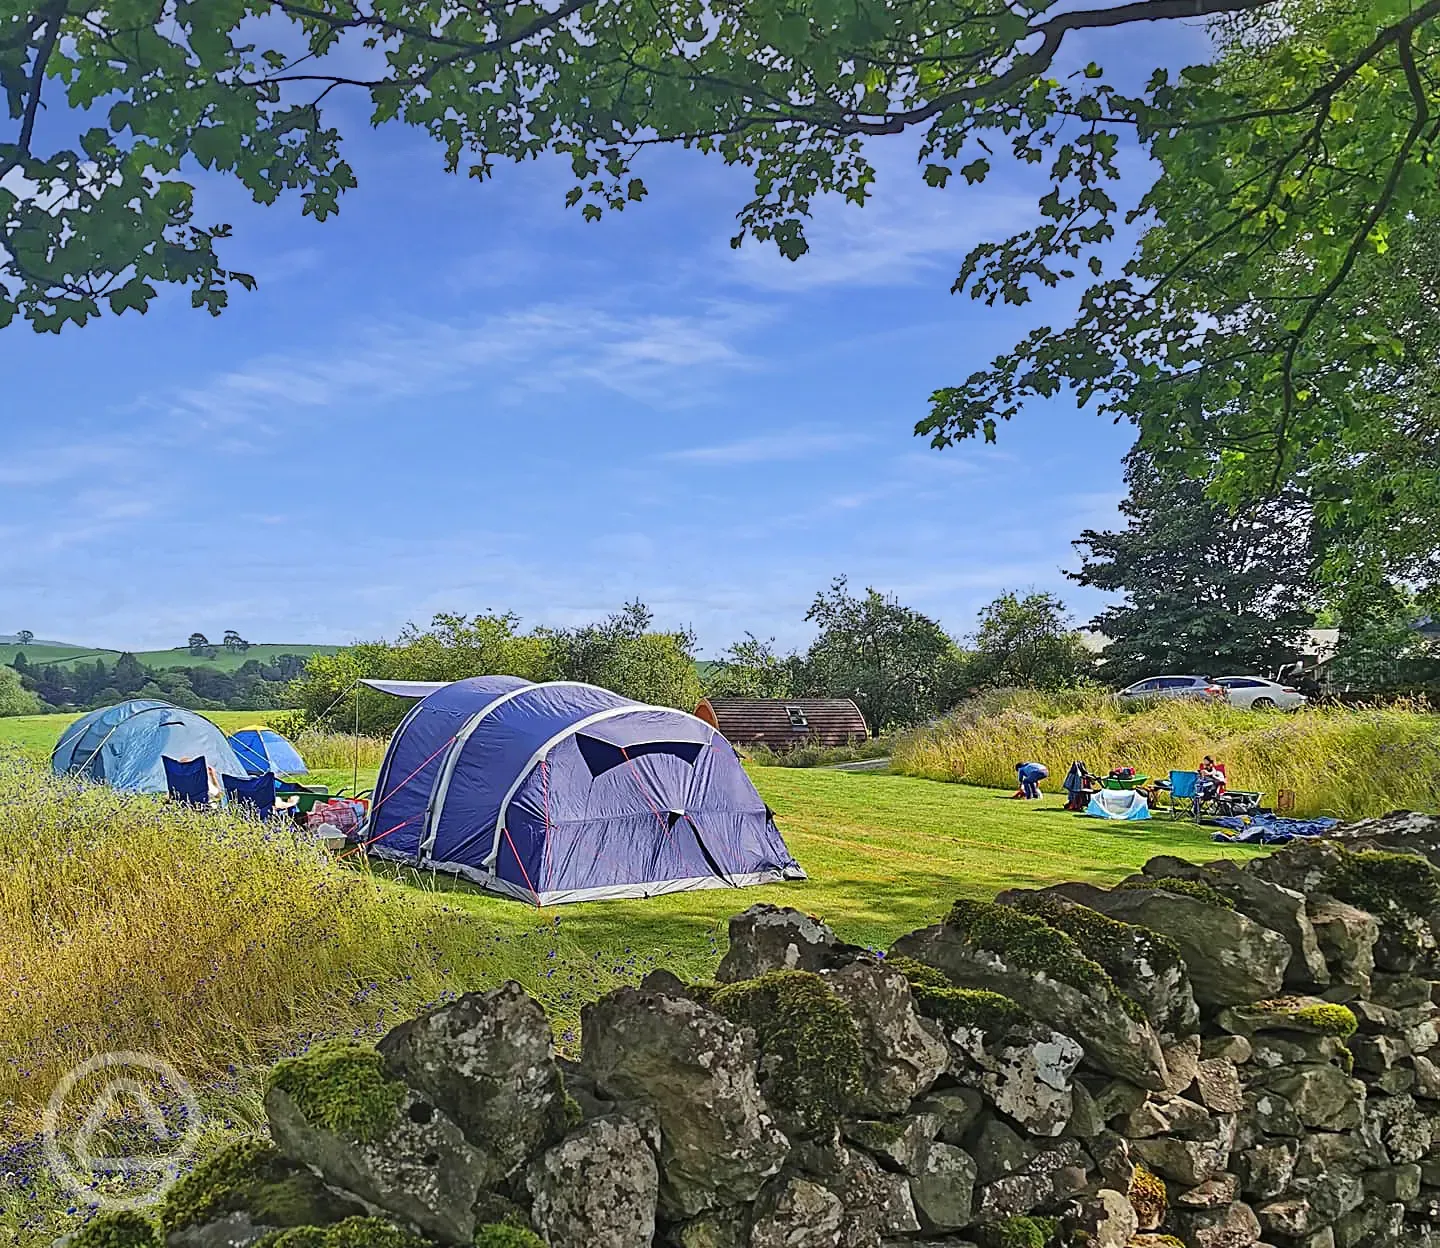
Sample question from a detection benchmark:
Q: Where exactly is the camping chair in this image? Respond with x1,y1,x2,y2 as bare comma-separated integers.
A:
163,756,210,806
1168,770,1200,821
224,771,277,820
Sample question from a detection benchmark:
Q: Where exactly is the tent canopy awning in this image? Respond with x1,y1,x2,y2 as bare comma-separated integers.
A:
360,678,453,699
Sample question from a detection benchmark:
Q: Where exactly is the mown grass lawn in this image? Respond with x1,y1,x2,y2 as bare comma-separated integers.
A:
365,765,1263,981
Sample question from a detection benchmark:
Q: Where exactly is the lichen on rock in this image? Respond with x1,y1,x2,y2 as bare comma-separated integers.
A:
265,1043,403,1143
1126,1163,1166,1230
710,969,864,1133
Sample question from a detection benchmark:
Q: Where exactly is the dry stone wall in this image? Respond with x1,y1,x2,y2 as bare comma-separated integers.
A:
78,811,1440,1248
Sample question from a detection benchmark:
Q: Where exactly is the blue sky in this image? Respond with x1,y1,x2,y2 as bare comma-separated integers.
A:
1,22,1210,656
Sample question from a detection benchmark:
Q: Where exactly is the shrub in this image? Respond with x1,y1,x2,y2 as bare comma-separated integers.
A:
892,689,1440,818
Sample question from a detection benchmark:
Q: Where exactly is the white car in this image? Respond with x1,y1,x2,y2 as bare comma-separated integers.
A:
1214,676,1308,710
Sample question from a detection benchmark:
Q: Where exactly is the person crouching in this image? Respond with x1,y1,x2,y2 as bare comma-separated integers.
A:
1015,761,1049,800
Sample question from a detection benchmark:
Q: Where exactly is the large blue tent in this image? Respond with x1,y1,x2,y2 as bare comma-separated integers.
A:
366,677,805,904
52,700,249,794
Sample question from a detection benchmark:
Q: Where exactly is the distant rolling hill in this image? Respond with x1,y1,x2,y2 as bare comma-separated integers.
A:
0,640,343,672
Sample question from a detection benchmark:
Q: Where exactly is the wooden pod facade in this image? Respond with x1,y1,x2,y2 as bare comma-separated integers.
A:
694,697,868,750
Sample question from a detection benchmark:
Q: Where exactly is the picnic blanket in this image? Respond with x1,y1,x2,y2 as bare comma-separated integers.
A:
1209,813,1339,844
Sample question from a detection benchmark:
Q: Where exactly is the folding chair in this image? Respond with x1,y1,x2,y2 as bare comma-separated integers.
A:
224,771,277,820
163,756,210,806
1168,769,1200,820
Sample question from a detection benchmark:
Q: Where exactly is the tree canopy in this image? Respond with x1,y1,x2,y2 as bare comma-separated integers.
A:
1071,449,1317,684
8,0,1437,598
959,590,1095,692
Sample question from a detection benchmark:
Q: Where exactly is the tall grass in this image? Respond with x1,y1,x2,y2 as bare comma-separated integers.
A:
0,753,666,1139
292,729,389,771
744,735,894,768
892,688,1440,819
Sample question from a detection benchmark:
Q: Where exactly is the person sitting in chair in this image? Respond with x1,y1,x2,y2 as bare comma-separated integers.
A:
1015,761,1049,800
1198,756,1227,801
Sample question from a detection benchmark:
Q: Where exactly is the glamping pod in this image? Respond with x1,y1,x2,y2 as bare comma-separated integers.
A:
52,699,249,793
694,697,868,750
367,677,804,904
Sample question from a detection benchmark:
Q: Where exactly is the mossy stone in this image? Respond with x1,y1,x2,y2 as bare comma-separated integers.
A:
710,969,864,1133
975,1214,1060,1248
1325,849,1440,945
884,955,953,991
945,899,1139,1018
69,1212,160,1248
160,1138,360,1236
473,1224,546,1248
266,1041,404,1142
1116,877,1234,910
260,1217,428,1248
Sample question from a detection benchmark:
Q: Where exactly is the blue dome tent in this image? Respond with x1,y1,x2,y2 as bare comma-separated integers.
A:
229,726,308,776
52,700,249,794
365,677,805,905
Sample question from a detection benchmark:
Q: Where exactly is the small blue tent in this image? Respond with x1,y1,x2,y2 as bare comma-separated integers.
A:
1085,789,1152,821
229,726,308,776
366,677,805,905
52,700,249,794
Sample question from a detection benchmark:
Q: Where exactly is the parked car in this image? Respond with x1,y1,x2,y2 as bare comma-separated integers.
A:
1214,676,1308,710
1116,675,1226,704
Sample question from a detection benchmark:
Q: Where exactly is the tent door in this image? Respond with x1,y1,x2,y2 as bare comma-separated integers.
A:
668,811,738,887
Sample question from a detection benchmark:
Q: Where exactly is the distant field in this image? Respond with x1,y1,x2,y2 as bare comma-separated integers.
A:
0,642,341,671
0,710,286,759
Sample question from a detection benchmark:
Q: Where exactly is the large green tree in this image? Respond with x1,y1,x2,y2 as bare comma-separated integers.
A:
960,590,1095,691
1071,450,1317,685
798,577,960,731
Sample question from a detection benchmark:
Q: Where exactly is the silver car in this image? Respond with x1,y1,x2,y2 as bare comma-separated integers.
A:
1214,676,1308,710
1116,675,1226,704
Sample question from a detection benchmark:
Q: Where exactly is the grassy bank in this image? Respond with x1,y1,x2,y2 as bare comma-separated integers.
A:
892,688,1440,819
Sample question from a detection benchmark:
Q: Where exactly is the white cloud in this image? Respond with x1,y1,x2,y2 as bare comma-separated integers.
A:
150,300,762,431
661,428,873,465
728,178,1032,292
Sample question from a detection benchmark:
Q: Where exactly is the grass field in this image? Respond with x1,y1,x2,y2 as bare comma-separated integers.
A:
0,709,288,757
0,642,341,671
1,728,1260,1245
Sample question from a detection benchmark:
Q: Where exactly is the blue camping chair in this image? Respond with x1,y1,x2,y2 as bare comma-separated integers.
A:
1168,769,1200,820
163,756,210,806
224,772,277,820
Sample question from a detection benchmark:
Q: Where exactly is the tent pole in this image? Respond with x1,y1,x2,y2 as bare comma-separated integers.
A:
352,681,361,794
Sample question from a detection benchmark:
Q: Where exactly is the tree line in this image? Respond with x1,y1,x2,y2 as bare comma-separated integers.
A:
5,650,308,715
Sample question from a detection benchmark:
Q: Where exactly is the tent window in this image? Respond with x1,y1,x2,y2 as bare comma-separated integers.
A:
786,706,808,729
576,735,705,778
